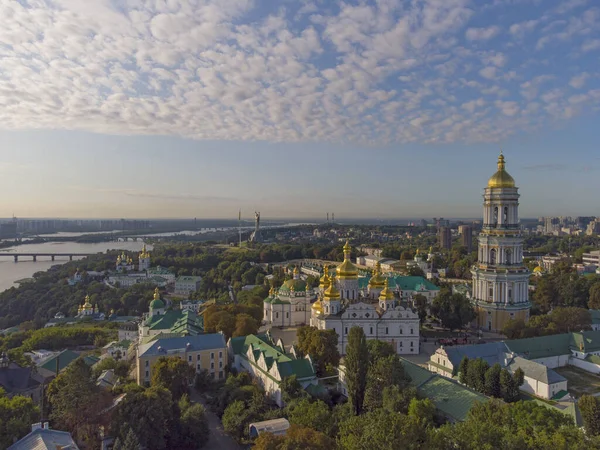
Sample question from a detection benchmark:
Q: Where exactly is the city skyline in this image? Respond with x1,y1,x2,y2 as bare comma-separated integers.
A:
1,0,599,218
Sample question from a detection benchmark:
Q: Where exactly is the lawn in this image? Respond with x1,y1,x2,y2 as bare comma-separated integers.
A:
554,366,600,397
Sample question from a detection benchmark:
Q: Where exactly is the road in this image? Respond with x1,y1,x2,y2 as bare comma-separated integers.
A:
190,389,242,450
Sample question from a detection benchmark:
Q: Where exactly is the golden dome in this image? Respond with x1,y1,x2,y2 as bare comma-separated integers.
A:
533,265,543,273
487,153,515,188
153,287,160,300
82,295,93,310
311,298,323,313
369,262,386,287
379,279,395,301
319,265,331,288
283,278,307,291
323,276,341,299
337,240,358,279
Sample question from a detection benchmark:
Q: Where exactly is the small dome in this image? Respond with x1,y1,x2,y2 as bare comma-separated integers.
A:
323,277,341,300
311,299,323,313
319,265,331,288
337,241,358,279
368,263,386,288
150,287,165,309
487,153,515,188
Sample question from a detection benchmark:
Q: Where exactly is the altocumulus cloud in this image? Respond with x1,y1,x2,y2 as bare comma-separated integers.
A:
0,0,599,145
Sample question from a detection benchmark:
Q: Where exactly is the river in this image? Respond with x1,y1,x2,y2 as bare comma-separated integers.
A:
0,240,148,293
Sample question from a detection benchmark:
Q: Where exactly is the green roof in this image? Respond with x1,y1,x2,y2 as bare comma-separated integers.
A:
39,350,98,375
505,333,571,359
229,334,315,381
358,275,440,292
418,376,488,422
570,331,600,353
585,354,600,365
150,298,165,309
145,310,203,335
400,358,488,422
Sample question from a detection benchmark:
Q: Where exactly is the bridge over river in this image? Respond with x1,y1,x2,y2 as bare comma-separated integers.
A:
0,252,97,262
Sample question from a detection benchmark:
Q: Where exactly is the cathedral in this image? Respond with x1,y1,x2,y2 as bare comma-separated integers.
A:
471,153,531,332
263,267,317,327
309,241,420,355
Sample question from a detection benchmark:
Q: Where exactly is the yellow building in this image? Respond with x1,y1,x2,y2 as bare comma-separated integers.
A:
136,333,227,385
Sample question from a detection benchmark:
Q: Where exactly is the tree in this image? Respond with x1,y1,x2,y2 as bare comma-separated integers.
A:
364,355,408,412
579,395,600,436
296,326,340,376
589,283,600,310
458,356,469,385
280,375,304,404
366,339,395,366
484,363,502,398
285,398,332,435
513,367,525,387
430,291,475,330
151,356,195,400
0,390,40,449
222,400,250,440
113,429,142,450
382,385,418,414
502,318,527,339
179,396,210,449
414,294,428,323
500,369,520,403
466,358,489,393
408,398,436,428
345,326,369,415
254,425,334,450
233,313,259,337
47,358,112,447
111,386,179,450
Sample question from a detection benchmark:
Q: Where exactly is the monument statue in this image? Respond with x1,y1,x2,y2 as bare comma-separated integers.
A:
250,211,263,243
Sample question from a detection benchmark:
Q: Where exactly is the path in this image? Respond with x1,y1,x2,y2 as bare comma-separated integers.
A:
189,389,242,450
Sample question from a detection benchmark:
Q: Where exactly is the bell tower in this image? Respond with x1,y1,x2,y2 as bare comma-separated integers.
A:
471,153,530,332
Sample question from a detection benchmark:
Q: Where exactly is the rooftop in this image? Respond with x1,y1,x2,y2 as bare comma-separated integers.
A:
138,333,227,358
8,427,79,450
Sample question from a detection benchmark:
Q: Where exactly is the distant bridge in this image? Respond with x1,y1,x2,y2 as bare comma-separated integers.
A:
0,252,97,262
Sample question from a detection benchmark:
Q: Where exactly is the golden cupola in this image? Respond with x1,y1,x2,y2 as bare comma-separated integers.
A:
379,278,395,301
368,262,386,288
319,265,331,289
336,241,358,279
487,153,515,189
323,275,341,300
82,294,93,310
311,298,323,314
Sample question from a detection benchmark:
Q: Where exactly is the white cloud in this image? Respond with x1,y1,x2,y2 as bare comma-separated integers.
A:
466,26,501,41
569,73,589,89
582,39,600,52
0,0,596,146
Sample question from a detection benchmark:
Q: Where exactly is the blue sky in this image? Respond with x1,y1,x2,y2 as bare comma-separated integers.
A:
0,0,599,220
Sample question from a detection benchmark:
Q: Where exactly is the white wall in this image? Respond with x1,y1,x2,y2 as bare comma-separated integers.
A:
570,357,600,374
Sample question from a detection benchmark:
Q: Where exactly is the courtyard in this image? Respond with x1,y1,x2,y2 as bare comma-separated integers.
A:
555,366,600,397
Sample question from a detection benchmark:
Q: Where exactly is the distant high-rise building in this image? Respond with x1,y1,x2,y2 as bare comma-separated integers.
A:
439,227,452,250
458,225,473,251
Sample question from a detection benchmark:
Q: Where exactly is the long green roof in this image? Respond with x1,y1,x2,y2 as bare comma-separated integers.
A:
400,358,488,422
230,334,315,380
146,310,203,335
358,275,440,292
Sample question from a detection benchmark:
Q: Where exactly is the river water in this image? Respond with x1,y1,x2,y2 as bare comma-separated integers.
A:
0,240,148,293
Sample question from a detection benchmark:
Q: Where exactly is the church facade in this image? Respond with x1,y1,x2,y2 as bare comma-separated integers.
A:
263,267,317,327
309,242,420,355
470,154,531,332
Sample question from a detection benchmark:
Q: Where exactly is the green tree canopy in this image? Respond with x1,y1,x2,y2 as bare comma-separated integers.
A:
151,356,195,400
345,326,369,416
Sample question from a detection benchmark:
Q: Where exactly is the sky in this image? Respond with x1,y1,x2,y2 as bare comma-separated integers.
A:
0,0,599,220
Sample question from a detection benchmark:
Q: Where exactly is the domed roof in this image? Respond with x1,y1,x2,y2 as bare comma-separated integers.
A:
150,287,165,309
311,299,323,313
369,262,386,287
323,277,341,300
337,241,358,279
282,278,307,291
319,265,331,288
488,153,515,188
379,279,395,301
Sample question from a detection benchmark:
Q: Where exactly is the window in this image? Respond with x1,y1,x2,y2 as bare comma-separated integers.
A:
410,341,414,347
145,360,149,367
145,370,149,378
493,206,498,225
210,352,214,359
400,328,403,334
211,362,214,369
286,312,289,319
219,351,223,358
188,355,192,362
410,329,413,334
197,354,201,361
385,327,389,335
490,248,497,265
197,364,201,370
503,206,508,223
219,361,223,368
345,327,348,335
370,327,373,335
276,312,279,319
400,341,403,347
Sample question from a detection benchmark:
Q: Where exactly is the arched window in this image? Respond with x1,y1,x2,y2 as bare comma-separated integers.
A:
505,249,512,265
503,206,508,224
490,249,497,265
493,207,498,226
